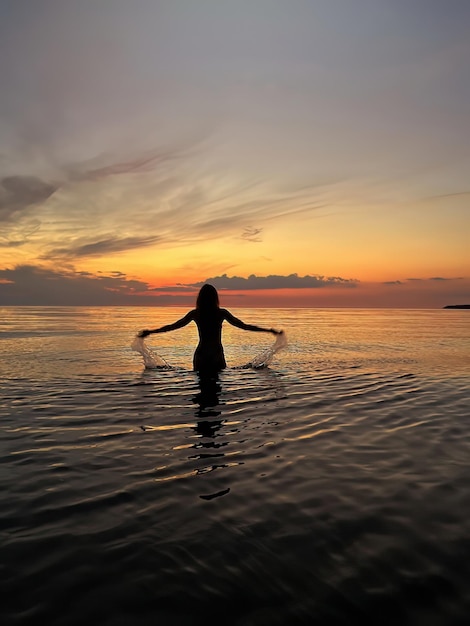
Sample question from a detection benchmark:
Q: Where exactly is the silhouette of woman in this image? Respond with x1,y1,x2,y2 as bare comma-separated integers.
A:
138,284,282,373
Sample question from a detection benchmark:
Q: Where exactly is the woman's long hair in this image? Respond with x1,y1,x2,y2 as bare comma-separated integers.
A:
196,284,219,310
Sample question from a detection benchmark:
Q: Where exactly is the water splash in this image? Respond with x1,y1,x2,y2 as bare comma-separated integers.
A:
131,336,170,369
131,331,287,370
245,331,288,369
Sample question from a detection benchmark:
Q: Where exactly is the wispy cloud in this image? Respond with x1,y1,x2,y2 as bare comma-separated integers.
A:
0,175,57,222
0,146,191,246
78,153,173,181
0,143,335,263
41,234,162,260
68,145,192,182
393,277,465,283
240,227,263,242
52,176,332,260
425,191,470,201
0,218,41,248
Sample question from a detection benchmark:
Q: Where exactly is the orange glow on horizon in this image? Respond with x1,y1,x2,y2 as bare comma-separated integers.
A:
207,284,465,309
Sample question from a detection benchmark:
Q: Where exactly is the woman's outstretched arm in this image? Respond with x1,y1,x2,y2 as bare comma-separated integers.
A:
223,309,282,334
138,310,195,337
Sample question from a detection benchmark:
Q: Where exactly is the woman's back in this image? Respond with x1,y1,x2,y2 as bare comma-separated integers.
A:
193,307,225,347
192,307,226,372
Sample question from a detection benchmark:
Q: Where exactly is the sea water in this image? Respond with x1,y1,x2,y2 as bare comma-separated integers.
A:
1,307,469,625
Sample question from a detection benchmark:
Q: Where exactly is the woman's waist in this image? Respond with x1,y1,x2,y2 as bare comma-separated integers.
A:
196,340,223,351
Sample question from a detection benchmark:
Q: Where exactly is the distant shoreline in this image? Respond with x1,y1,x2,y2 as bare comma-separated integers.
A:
443,304,470,309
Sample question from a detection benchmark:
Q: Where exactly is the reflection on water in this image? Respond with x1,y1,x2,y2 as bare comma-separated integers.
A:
193,372,222,418
192,373,230,499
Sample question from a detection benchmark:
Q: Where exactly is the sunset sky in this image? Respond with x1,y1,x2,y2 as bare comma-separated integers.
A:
1,0,469,307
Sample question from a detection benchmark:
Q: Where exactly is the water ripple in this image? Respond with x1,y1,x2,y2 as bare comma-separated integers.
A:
1,365,470,622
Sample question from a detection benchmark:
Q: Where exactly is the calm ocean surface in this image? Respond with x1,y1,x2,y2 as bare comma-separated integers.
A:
1,307,469,625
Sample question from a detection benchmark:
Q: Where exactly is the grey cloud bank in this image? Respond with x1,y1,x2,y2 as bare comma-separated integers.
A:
1,265,467,307
192,274,358,290
0,266,359,305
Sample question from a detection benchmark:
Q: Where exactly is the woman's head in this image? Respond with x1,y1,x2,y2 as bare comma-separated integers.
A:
196,284,219,310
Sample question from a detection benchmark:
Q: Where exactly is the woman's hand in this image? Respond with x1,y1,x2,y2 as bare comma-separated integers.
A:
270,328,283,335
138,329,151,338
